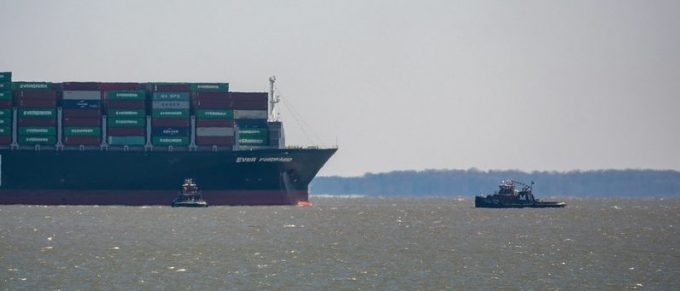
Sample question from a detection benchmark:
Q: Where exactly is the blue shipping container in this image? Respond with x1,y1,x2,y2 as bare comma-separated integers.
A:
62,99,101,109
236,119,268,129
151,127,190,137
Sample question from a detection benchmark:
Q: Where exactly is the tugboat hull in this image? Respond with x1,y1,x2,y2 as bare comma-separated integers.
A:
475,197,566,208
171,201,208,208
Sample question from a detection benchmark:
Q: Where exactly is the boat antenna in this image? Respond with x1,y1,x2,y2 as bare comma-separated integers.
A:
268,75,280,121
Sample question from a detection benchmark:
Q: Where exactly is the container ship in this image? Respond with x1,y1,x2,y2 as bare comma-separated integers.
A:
0,72,336,205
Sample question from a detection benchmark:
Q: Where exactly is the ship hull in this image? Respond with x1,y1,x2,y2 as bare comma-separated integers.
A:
0,148,336,205
475,196,566,208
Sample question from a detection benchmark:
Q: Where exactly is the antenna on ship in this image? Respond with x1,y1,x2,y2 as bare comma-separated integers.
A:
268,76,281,121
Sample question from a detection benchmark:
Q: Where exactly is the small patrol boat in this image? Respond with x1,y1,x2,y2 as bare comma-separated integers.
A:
475,180,566,208
171,178,208,208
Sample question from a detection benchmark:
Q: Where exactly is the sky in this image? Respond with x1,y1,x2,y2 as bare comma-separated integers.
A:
0,0,678,176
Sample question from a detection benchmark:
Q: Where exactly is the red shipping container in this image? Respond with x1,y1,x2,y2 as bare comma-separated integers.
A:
63,117,101,126
63,82,100,91
106,100,146,109
193,91,231,99
18,118,57,126
107,127,145,136
100,82,141,91
197,118,234,127
193,99,232,109
152,118,190,127
197,136,234,146
232,99,268,110
0,100,12,108
152,83,191,92
17,99,57,108
64,136,101,145
63,108,101,118
18,90,58,100
230,92,268,103
0,136,11,144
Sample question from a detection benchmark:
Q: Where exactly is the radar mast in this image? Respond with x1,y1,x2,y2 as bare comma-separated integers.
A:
268,76,280,121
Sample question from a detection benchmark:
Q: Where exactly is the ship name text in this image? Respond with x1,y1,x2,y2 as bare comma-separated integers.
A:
236,157,293,163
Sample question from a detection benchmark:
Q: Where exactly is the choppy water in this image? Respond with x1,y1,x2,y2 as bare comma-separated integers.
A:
1,197,678,290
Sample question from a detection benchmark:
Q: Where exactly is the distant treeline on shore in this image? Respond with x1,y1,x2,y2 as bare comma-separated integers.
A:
311,169,680,197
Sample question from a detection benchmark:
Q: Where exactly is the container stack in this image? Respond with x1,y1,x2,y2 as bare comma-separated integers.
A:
13,82,57,146
232,92,269,147
0,72,12,144
192,83,233,147
151,83,191,147
62,82,101,146
102,84,146,146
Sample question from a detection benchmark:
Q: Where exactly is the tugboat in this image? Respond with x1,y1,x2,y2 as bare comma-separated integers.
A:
475,180,566,208
171,178,208,207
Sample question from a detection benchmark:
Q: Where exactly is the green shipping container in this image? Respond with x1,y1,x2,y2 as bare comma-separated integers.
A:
152,92,190,101
19,126,56,136
18,135,56,145
239,135,268,142
107,90,146,100
109,109,145,117
0,83,10,91
0,72,11,82
196,109,233,119
64,127,101,136
0,109,11,117
152,136,189,146
0,127,11,135
238,138,267,145
18,108,56,118
238,128,267,135
190,83,229,92
107,117,145,128
107,136,146,145
0,91,12,100
12,82,52,90
0,118,10,126
152,109,190,118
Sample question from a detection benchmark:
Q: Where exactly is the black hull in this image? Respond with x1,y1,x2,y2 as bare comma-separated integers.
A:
0,148,336,205
475,196,566,208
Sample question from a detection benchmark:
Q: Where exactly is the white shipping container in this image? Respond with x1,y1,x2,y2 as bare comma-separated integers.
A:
152,101,191,109
63,90,101,100
233,110,267,119
196,127,234,137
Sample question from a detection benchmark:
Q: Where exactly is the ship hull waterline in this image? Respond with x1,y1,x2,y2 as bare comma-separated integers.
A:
0,148,336,206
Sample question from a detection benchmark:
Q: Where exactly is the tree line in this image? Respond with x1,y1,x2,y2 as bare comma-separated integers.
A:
311,169,680,197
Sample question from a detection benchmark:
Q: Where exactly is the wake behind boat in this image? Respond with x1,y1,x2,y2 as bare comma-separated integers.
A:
475,180,566,208
171,178,208,207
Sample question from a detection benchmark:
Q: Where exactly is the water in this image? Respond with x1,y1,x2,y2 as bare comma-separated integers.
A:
1,197,678,290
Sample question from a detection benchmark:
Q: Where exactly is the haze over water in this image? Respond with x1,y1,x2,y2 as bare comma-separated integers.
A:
1,197,678,289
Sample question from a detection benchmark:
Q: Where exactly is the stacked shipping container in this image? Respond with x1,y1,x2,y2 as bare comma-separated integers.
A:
102,83,146,146
232,92,269,147
1,75,278,150
151,84,191,146
62,82,101,146
192,83,233,146
13,82,57,146
0,72,12,144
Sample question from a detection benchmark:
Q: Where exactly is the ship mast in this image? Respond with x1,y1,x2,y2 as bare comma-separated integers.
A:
268,76,280,121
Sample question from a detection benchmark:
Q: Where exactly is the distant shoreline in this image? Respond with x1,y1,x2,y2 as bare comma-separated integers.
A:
311,169,680,197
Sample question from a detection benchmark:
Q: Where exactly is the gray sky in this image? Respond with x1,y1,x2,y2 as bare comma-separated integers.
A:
1,0,678,176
